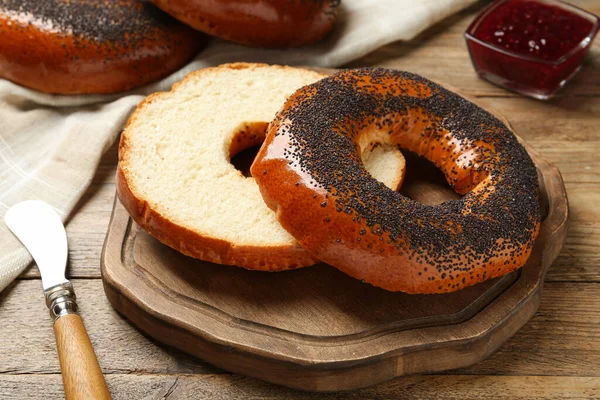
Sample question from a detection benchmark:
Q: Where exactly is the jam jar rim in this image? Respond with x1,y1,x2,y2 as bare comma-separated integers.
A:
464,0,600,66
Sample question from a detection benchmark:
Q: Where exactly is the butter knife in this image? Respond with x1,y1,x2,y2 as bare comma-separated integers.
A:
5,200,111,400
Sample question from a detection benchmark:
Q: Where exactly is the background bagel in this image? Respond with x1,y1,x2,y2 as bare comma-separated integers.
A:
252,68,541,291
117,63,406,271
148,0,341,48
0,0,203,94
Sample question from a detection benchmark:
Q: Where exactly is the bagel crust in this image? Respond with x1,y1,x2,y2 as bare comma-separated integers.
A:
0,0,203,94
252,68,541,294
148,0,340,48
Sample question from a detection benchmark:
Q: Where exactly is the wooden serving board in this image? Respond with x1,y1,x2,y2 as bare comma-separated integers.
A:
101,111,568,391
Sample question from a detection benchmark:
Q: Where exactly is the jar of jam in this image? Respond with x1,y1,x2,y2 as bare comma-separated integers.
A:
465,0,599,99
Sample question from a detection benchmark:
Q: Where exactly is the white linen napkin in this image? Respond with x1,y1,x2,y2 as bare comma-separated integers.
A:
0,0,476,292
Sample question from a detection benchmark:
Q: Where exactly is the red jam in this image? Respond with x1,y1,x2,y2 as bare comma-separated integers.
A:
465,0,599,99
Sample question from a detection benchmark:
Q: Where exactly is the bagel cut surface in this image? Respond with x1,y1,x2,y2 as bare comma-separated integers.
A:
252,68,541,289
117,63,406,271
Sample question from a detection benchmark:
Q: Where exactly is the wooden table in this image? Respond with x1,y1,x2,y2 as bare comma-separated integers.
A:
1,1,599,398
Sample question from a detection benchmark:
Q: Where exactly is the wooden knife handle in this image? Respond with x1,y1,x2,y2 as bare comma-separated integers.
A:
54,313,111,400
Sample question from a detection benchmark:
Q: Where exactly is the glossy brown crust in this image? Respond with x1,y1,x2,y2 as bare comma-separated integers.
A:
0,0,203,94
149,0,340,48
252,68,541,294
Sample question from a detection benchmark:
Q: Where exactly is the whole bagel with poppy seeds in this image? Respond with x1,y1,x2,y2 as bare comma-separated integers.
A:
0,0,203,94
252,68,541,293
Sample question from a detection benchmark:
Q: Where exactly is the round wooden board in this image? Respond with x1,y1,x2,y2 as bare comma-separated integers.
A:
101,82,568,392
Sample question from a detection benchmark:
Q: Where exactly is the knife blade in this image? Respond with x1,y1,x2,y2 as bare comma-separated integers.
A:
5,200,69,291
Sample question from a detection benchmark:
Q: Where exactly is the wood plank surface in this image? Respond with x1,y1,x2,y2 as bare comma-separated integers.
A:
1,374,599,400
0,279,217,375
4,0,600,397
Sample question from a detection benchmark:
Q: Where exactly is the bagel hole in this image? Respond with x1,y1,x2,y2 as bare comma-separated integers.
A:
229,122,269,178
360,141,407,191
231,145,261,177
399,150,463,206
